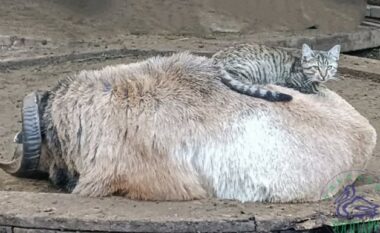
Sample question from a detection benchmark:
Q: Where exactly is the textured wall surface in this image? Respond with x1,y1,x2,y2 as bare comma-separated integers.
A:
0,0,367,38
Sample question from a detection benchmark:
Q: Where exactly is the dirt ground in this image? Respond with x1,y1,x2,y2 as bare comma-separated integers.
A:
0,53,379,193
0,0,365,39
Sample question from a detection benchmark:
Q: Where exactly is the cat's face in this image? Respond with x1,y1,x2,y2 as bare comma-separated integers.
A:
301,44,340,83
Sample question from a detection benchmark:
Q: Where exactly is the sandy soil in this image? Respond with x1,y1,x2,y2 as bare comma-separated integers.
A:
0,55,379,193
0,0,365,39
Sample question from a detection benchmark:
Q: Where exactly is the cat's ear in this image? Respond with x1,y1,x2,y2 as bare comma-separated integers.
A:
328,45,341,61
302,44,315,61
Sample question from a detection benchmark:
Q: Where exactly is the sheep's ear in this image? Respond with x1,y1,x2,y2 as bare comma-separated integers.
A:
328,44,341,61
302,44,315,62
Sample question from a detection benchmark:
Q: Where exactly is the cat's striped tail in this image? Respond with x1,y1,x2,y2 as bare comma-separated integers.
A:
221,71,293,102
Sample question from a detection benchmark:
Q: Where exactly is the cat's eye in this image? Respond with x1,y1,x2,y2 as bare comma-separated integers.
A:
327,66,333,70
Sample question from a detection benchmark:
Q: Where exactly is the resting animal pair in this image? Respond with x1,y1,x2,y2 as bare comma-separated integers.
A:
0,51,376,203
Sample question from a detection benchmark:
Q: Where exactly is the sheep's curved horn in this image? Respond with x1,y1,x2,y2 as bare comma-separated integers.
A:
0,92,44,178
0,145,23,174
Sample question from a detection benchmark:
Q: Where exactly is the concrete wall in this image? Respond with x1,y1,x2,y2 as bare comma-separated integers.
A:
0,0,367,38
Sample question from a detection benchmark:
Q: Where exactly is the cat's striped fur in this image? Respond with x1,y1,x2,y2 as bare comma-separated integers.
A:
212,43,341,102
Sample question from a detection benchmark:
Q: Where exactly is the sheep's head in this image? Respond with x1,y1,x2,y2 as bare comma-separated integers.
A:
0,91,50,179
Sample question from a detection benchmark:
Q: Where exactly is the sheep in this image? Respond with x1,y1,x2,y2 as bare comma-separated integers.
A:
0,51,376,203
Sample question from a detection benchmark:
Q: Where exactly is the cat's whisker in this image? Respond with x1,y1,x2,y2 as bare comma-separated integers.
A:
330,76,343,81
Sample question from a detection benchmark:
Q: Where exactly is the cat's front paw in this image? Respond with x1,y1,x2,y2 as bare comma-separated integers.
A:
317,91,326,97
316,85,329,97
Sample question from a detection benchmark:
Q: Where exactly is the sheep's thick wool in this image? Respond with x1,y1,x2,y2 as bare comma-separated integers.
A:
38,52,376,202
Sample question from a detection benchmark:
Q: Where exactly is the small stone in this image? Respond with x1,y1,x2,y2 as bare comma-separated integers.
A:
43,207,55,212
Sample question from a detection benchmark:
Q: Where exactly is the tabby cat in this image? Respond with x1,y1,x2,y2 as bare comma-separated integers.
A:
212,43,341,102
